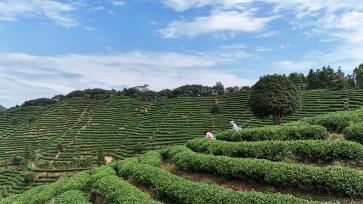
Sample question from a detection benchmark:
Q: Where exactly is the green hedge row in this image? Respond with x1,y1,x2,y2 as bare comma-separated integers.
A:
0,171,91,204
306,108,363,133
216,123,329,141
166,146,363,197
187,138,363,164
344,123,363,145
139,150,162,167
93,175,161,204
117,158,327,204
54,190,91,204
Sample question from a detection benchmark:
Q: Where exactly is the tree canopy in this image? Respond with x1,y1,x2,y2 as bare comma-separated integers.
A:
249,74,301,125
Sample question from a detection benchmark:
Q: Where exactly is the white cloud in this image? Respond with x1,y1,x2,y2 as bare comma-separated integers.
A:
159,10,279,38
0,51,253,107
0,0,78,28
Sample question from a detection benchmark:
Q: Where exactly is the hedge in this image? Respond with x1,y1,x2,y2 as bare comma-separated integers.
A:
117,159,328,204
187,138,363,163
0,171,91,204
306,109,363,133
93,175,161,204
344,123,363,145
54,190,91,204
216,123,329,141
166,146,363,197
139,150,162,167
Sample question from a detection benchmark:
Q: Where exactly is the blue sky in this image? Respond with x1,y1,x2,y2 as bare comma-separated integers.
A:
1,0,363,107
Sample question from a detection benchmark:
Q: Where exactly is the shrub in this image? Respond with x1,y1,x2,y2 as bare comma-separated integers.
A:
344,123,363,144
139,150,162,167
166,146,363,197
117,159,327,204
133,143,145,154
93,175,160,204
216,123,328,141
54,190,91,204
306,109,363,133
22,171,35,184
187,138,363,164
12,156,24,165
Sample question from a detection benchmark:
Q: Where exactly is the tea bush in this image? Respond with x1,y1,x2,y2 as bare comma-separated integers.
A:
54,190,91,204
93,175,161,204
166,146,363,197
117,159,327,204
306,108,363,133
216,124,328,141
344,123,363,144
187,138,363,163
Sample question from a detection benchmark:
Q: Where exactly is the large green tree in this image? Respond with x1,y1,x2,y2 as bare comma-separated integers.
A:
249,75,301,125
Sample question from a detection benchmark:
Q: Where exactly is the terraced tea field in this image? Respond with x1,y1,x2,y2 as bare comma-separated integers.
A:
2,113,363,203
1,89,363,198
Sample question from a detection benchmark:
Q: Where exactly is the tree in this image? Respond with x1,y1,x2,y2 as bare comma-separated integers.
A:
97,147,105,166
210,102,220,129
288,72,306,89
306,69,320,89
353,64,363,88
249,75,301,125
213,82,225,95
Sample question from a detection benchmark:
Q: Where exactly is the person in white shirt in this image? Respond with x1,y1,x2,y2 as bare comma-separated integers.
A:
230,120,241,131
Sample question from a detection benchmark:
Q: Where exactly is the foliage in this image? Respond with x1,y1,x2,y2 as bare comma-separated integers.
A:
353,64,363,88
54,190,91,204
210,103,220,114
93,175,160,204
22,171,35,184
166,146,363,197
216,123,328,141
344,123,363,145
249,74,301,124
138,150,162,167
12,156,23,165
133,143,145,154
96,147,105,166
21,98,56,107
117,158,326,204
306,108,363,133
187,138,363,164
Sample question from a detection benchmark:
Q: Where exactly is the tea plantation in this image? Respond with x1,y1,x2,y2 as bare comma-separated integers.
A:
1,89,363,202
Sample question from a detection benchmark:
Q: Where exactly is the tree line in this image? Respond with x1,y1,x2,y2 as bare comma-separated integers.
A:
289,64,363,90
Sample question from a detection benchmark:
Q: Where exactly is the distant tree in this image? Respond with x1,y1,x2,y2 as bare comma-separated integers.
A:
210,103,220,114
22,172,35,184
22,98,56,107
57,143,64,152
226,86,240,94
306,69,320,89
133,143,144,154
213,82,225,95
347,74,356,88
353,64,363,88
210,102,220,129
12,156,24,166
249,75,301,125
331,76,348,90
97,147,105,166
288,72,306,89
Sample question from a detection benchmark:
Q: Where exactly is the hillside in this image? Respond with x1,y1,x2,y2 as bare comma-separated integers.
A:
1,89,363,198
0,106,6,112
2,107,363,203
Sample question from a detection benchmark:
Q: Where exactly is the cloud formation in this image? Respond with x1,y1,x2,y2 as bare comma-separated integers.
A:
0,51,253,107
0,0,80,28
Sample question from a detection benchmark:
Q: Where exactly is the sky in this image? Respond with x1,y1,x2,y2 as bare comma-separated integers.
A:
1,0,363,107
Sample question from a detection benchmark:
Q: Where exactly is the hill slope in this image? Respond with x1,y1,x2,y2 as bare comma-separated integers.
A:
1,89,363,197
0,105,6,112
2,111,363,203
